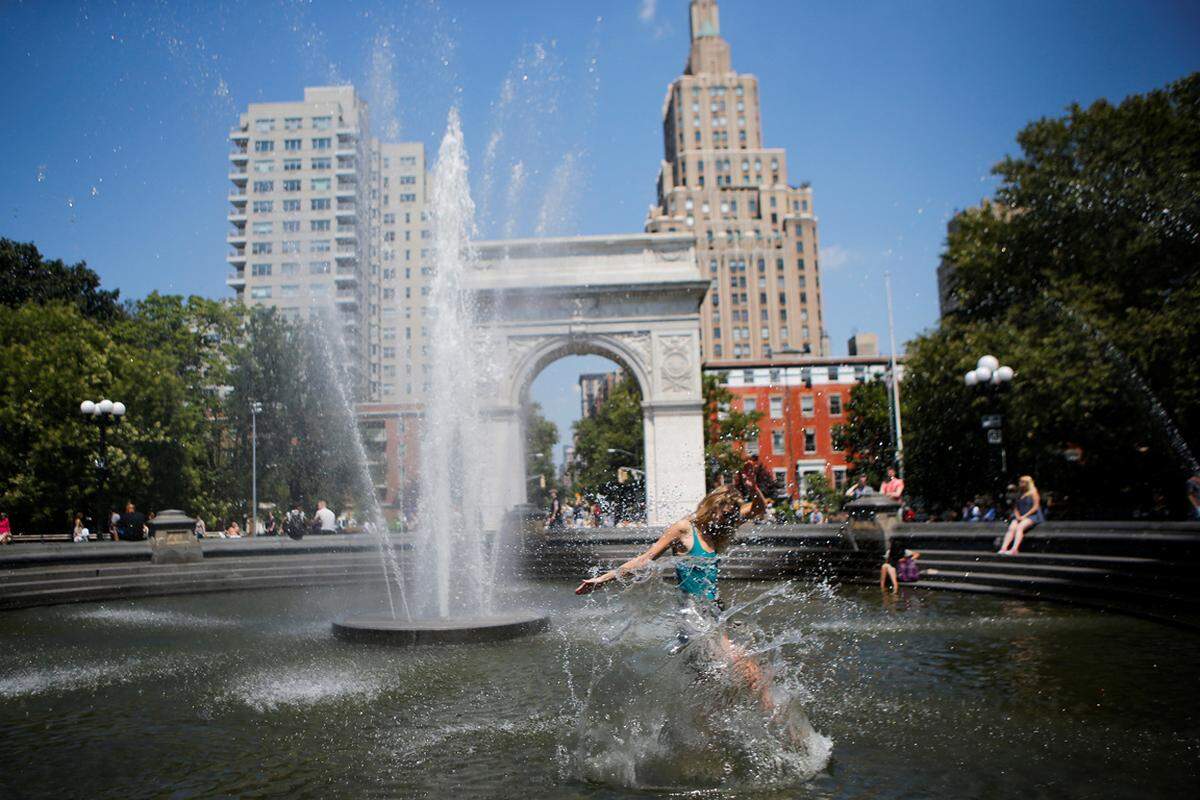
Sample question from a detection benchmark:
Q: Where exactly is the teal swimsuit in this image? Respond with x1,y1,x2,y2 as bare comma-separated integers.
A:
675,524,720,600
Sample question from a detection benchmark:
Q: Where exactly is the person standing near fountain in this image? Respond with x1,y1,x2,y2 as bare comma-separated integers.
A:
998,475,1043,555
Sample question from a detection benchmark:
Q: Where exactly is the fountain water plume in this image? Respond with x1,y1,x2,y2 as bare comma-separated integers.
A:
412,108,500,620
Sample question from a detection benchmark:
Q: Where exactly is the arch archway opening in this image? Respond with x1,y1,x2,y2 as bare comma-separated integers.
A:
522,349,648,528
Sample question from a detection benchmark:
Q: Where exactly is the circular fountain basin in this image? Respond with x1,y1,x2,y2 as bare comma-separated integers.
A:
332,611,549,645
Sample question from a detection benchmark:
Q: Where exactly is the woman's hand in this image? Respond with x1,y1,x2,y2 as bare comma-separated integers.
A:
575,576,607,595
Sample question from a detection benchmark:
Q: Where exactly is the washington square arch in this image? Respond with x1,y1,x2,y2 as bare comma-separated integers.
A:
468,233,709,528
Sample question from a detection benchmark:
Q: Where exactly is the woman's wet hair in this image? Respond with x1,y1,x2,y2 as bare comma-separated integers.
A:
693,485,745,551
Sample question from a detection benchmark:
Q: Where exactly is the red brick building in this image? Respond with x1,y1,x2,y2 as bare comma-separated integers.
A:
707,356,904,498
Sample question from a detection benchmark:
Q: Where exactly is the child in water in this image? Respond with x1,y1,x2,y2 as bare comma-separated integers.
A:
575,479,772,703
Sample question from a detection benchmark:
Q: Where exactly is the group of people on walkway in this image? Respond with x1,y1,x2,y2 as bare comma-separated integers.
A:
194,500,344,540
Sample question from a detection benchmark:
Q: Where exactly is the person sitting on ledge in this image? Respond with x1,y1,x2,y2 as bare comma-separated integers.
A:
881,549,920,593
999,475,1043,555
224,520,242,539
313,500,337,535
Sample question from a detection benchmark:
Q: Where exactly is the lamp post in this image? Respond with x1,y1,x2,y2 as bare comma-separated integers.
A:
80,399,126,540
250,401,263,537
964,355,1014,508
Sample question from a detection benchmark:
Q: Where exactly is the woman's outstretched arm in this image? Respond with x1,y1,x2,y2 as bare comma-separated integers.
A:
739,483,768,521
575,520,687,595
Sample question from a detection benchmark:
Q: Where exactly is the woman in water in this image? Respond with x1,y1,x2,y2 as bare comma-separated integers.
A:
998,475,1043,555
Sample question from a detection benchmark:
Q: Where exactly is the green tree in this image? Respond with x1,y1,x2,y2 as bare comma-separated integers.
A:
523,401,560,509
833,379,895,487
702,373,763,490
909,74,1200,517
570,374,644,494
802,471,840,515
0,238,122,321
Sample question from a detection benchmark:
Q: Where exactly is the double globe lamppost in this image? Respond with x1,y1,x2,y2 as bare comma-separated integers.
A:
80,399,126,539
964,355,1015,506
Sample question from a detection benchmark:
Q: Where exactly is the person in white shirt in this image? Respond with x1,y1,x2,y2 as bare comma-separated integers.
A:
314,500,337,534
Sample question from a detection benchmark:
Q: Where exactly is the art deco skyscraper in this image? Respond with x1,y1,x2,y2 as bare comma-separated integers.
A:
646,0,829,361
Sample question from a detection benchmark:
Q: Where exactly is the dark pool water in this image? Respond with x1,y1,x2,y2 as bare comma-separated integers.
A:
1,581,1197,799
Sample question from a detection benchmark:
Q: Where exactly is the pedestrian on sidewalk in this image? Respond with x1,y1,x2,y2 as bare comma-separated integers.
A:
0,512,12,545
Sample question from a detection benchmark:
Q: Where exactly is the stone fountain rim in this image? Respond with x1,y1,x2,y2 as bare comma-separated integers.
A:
331,611,550,645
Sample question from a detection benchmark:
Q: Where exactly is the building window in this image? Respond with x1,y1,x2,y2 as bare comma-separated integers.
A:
282,199,301,212
801,396,814,416
769,396,783,418
312,116,332,130
743,396,756,414
829,395,843,415
284,139,302,152
311,198,331,211
252,200,273,213
771,430,785,453
283,158,301,171
282,240,300,254
253,160,274,173
251,222,272,235
804,429,817,453
282,220,300,233
251,242,272,255
312,157,331,170
309,261,330,275
249,286,272,299
281,262,300,276
832,467,847,490
310,177,331,191
254,118,274,133
311,219,331,232
312,138,332,150
282,179,301,192
310,240,331,253
280,284,299,297
252,181,273,194
250,263,271,277
284,117,302,131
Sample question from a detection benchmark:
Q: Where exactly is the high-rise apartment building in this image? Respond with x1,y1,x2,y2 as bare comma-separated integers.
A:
226,86,430,403
646,0,829,362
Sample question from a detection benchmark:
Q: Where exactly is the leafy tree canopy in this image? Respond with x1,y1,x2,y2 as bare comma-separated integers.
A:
0,238,123,321
910,74,1200,517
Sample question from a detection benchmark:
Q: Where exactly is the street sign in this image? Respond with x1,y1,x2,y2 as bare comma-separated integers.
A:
986,429,1003,444
981,414,1003,430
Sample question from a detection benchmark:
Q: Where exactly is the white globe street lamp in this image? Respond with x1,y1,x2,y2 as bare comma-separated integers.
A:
80,398,127,540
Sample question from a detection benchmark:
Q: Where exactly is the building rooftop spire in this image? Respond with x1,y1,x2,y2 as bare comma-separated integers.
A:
686,0,731,74
689,0,721,41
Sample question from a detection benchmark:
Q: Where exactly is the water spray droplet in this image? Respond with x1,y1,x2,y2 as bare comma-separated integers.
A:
36,165,46,183
66,197,75,209
90,186,99,198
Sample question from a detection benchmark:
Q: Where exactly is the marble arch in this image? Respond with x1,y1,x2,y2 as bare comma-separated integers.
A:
469,233,709,526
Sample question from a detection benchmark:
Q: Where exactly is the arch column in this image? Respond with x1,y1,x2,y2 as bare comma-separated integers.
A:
642,400,706,524
480,404,525,531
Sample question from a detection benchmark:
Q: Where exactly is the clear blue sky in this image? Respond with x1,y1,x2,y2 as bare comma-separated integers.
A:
2,0,1197,459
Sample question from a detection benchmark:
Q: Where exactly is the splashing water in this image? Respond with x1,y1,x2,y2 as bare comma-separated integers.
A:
558,565,834,791
306,307,409,622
